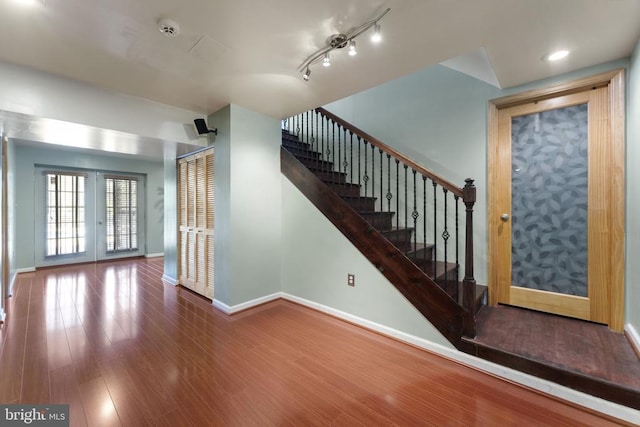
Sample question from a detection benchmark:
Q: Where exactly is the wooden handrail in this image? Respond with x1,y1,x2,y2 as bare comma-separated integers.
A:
316,107,464,198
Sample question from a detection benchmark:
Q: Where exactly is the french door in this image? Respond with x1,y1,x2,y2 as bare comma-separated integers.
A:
488,70,625,331
35,168,145,267
178,148,214,299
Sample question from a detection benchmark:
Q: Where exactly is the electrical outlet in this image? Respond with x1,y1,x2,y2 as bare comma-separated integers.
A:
347,274,355,286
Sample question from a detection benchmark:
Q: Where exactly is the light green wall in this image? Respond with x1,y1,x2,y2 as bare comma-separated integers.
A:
627,38,640,331
281,177,452,347
210,106,231,304
12,143,164,270
208,104,282,306
163,155,178,282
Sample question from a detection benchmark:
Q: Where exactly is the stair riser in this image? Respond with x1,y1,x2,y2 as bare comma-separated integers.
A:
382,230,414,251
283,140,313,153
343,197,376,211
283,146,321,160
315,170,347,184
406,246,434,262
327,183,361,197
360,213,394,231
297,157,334,171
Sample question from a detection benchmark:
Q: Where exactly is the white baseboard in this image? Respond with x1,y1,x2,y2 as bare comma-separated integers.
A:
161,275,178,286
212,299,232,314
15,267,36,274
280,293,640,424
213,292,282,315
145,253,164,258
625,323,640,357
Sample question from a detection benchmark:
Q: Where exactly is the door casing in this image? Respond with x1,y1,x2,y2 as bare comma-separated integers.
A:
487,69,625,331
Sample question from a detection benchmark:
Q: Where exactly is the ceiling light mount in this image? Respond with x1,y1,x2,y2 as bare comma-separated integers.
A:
298,8,390,81
329,34,349,49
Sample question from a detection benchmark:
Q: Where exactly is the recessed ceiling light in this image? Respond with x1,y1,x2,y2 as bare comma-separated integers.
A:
547,50,570,61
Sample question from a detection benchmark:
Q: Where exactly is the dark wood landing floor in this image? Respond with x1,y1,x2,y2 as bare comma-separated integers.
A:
464,304,640,410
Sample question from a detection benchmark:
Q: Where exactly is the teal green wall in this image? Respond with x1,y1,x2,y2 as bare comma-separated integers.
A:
12,143,164,270
207,105,282,306
627,38,640,331
163,155,178,282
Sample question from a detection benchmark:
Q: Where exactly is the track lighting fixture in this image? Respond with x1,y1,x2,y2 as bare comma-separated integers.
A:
298,8,390,81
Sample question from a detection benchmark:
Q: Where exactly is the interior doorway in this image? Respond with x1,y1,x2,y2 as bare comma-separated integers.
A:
487,69,625,331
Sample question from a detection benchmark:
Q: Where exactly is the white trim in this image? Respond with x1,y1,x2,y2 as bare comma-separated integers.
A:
0,307,5,323
212,299,232,314
213,292,282,315
625,323,640,357
280,293,640,424
15,267,36,274
145,253,164,258
161,274,178,286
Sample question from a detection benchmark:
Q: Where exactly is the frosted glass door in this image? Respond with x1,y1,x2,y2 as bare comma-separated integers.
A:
510,104,588,297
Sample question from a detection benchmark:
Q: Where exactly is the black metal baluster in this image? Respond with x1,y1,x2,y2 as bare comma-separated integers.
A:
350,131,354,188
423,175,427,275
443,189,450,285
455,194,460,299
379,149,383,213
396,159,400,231
321,116,325,164
337,124,342,175
412,169,418,255
314,111,319,169
404,165,408,239
363,140,369,198
371,144,375,212
343,127,348,184
357,137,362,189
433,182,438,272
305,111,309,144
387,155,392,214
331,121,335,172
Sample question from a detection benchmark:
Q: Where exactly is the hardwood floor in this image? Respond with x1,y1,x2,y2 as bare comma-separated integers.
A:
0,258,632,426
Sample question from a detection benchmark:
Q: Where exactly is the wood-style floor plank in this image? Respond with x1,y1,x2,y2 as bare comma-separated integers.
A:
0,258,633,426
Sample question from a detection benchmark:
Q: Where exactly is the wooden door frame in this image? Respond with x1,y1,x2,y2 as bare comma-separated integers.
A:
487,69,625,331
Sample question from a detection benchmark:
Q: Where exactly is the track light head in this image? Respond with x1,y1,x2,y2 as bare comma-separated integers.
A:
348,40,357,56
322,53,331,67
371,23,382,43
194,118,218,136
302,68,311,81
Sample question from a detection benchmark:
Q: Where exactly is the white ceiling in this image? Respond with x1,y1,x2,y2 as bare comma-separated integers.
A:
0,0,639,158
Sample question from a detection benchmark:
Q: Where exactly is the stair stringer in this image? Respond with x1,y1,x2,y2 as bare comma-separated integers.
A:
281,148,473,348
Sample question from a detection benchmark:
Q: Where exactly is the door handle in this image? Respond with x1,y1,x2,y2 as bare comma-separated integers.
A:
500,213,510,222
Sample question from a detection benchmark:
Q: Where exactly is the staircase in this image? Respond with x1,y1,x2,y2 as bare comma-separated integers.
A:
281,108,485,348
280,108,640,413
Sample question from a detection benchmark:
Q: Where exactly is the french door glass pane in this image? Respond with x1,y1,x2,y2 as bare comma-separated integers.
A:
511,103,588,297
106,177,138,252
45,173,86,256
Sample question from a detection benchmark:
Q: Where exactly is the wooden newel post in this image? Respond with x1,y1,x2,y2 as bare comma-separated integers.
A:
462,178,477,324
